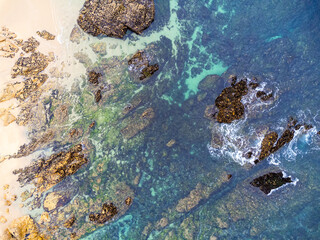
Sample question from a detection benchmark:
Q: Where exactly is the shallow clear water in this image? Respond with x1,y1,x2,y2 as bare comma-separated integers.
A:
1,0,320,239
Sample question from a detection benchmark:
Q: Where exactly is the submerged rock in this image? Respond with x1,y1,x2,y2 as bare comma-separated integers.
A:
36,30,55,40
215,79,248,123
250,172,292,194
64,216,76,228
89,202,118,224
11,52,49,78
90,42,107,55
14,144,88,192
128,51,159,81
77,0,155,38
21,37,40,53
43,191,70,212
70,26,83,44
95,89,102,103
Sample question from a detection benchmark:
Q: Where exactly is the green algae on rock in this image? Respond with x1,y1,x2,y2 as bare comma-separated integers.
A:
250,172,293,194
77,0,155,38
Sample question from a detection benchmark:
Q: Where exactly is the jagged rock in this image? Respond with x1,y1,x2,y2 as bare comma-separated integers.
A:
14,144,88,192
215,79,248,123
89,202,118,224
21,37,40,53
64,216,76,228
1,215,45,240
0,27,21,58
90,42,106,55
88,71,101,85
250,172,292,194
36,30,55,40
128,51,159,81
77,0,155,38
70,26,83,44
11,52,49,78
43,192,70,212
121,108,155,139
256,132,278,163
95,89,102,103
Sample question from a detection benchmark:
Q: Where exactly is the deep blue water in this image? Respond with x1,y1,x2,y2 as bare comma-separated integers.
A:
82,0,320,239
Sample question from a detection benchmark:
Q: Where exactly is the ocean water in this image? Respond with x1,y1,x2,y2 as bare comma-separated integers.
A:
1,0,320,239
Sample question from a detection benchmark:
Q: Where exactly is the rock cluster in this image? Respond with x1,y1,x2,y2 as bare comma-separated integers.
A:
36,30,55,40
77,0,155,38
128,51,159,81
89,202,118,224
250,172,292,194
0,27,22,58
21,37,40,53
14,144,88,192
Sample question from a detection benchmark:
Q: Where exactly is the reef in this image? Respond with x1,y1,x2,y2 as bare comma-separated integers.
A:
13,144,88,192
128,50,159,81
250,172,292,194
89,202,118,224
214,78,248,123
121,108,155,139
36,30,55,40
77,0,155,38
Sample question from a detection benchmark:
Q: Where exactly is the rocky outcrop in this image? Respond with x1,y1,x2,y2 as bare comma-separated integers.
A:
14,144,88,192
43,191,70,212
89,202,118,224
0,27,21,58
11,52,49,78
214,78,248,123
128,51,159,81
77,0,155,38
90,42,106,55
250,172,292,194
1,215,45,240
36,30,55,40
88,71,101,85
21,37,40,53
121,108,155,139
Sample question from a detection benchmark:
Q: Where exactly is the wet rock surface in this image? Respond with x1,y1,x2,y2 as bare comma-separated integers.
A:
214,78,248,123
250,172,292,194
36,30,55,40
128,50,159,81
89,202,118,224
14,144,88,192
77,0,155,38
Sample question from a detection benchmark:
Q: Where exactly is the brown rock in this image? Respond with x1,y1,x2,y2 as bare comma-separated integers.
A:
125,197,133,206
36,30,55,40
88,71,101,85
166,139,176,147
77,0,155,38
43,192,69,212
64,216,76,228
95,89,102,103
89,202,118,224
21,37,40,53
128,51,159,81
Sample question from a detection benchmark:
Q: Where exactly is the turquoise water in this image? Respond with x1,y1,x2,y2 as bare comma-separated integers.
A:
74,0,320,239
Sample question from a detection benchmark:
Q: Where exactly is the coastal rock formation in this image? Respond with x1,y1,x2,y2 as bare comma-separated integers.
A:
128,51,159,81
1,215,45,240
0,27,21,58
121,108,155,139
77,0,155,38
250,172,292,194
14,144,88,192
88,71,101,85
89,202,118,224
43,191,70,212
11,52,49,78
21,37,40,53
36,30,55,40
215,78,248,123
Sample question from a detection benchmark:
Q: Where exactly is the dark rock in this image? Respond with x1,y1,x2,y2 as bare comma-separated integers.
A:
21,37,40,53
250,172,292,194
257,132,278,162
272,129,294,152
89,121,96,129
88,71,101,85
243,151,253,159
227,174,232,180
125,197,133,206
89,202,118,224
95,89,102,103
128,51,159,81
248,82,259,89
215,79,248,123
77,0,155,38
36,30,55,40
